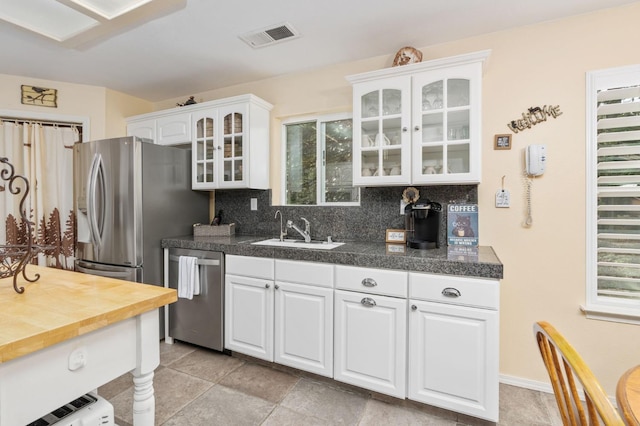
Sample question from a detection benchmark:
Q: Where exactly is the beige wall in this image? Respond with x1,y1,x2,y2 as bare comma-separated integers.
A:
0,74,152,140
156,3,640,394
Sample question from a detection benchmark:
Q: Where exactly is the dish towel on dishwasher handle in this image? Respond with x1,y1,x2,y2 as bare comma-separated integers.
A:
178,256,200,300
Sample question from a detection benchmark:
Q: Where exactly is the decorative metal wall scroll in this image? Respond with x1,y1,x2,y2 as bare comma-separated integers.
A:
0,157,41,293
507,105,562,133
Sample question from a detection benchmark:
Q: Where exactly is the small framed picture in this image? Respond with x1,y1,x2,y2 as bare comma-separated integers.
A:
21,85,57,108
385,229,406,244
494,134,512,150
386,243,406,254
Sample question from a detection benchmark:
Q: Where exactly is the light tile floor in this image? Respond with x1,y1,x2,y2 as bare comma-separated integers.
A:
98,341,563,426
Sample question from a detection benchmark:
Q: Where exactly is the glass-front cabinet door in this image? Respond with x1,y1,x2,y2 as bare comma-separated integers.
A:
192,109,218,189
219,104,248,188
352,76,412,186
348,51,487,186
412,63,480,184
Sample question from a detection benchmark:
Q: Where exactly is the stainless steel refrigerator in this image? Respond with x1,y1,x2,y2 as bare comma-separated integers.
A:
73,136,209,291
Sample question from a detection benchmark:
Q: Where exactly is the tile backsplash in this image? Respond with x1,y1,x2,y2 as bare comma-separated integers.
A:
213,186,477,243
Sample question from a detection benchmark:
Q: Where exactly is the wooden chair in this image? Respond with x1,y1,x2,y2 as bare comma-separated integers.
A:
533,321,624,425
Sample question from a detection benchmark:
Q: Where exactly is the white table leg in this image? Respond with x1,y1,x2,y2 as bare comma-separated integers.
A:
132,371,155,425
132,309,161,425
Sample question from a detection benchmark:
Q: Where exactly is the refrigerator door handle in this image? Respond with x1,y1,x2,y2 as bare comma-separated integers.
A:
75,263,134,279
87,153,105,248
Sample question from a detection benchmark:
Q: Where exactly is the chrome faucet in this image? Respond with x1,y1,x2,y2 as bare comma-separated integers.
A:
286,217,311,243
275,210,287,242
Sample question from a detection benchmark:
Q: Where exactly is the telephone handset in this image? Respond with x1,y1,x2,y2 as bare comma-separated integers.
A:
525,144,547,176
524,144,547,227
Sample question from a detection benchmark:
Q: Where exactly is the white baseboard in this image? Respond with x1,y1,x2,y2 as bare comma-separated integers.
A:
499,374,555,394
499,374,617,405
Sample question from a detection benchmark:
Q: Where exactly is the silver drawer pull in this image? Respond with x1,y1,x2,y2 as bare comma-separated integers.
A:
361,278,377,287
442,287,461,298
361,297,377,307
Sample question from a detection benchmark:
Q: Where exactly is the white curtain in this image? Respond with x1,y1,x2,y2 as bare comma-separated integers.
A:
0,121,79,270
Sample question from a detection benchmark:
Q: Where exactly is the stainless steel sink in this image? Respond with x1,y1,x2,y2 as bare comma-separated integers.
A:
251,238,345,250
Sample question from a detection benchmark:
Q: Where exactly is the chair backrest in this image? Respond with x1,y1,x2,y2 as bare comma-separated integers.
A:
533,321,624,426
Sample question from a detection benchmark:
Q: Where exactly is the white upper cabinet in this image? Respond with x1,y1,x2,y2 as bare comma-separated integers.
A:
347,50,490,186
156,113,191,146
351,76,412,186
126,119,155,142
127,94,272,190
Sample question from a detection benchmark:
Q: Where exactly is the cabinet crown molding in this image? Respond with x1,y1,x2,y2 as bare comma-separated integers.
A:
127,93,273,122
346,50,491,85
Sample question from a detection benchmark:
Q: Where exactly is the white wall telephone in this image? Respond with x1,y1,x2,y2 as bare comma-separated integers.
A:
525,144,547,176
524,144,547,227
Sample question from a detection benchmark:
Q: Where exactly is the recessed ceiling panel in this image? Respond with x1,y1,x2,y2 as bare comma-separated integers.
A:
66,0,154,20
0,0,98,41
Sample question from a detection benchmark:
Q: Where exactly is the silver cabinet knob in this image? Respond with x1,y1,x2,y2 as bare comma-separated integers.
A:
275,284,280,290
411,305,417,311
442,287,461,298
265,283,270,289
361,297,377,307
414,125,420,131
402,127,408,132
361,278,377,287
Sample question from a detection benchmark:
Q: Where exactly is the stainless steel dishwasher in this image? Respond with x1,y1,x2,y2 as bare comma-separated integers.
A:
167,248,224,351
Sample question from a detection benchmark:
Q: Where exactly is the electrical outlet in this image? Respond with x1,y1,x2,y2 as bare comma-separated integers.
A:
400,199,408,214
495,190,511,208
250,198,258,211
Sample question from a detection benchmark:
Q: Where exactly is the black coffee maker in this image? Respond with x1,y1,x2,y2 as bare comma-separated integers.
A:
404,200,442,249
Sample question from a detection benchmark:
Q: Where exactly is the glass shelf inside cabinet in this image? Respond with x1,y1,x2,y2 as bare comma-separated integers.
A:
421,145,444,175
361,151,379,177
381,117,401,145
447,110,470,141
382,89,401,115
447,144,470,173
224,113,243,134
197,118,214,138
447,79,470,108
361,91,379,119
381,147,402,176
196,141,204,161
422,80,443,111
421,112,443,143
205,141,215,160
223,160,243,182
361,120,379,147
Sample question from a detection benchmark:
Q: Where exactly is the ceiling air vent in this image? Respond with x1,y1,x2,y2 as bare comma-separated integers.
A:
239,22,300,49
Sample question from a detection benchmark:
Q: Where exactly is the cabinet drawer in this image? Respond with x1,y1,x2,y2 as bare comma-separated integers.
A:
226,255,274,279
409,273,499,310
275,259,334,288
335,265,407,298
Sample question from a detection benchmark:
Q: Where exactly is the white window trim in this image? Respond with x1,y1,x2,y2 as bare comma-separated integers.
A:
280,112,359,207
583,64,640,325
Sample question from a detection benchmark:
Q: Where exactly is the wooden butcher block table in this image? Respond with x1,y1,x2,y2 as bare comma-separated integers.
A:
0,265,176,426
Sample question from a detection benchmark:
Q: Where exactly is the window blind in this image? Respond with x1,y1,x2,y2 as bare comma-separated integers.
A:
596,84,640,299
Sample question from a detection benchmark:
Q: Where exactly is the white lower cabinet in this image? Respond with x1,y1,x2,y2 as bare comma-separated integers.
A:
224,255,500,421
225,256,334,377
408,273,500,422
333,265,408,399
225,263,274,361
274,281,333,377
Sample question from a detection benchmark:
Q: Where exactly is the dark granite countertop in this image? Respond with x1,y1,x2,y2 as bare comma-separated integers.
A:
161,235,503,279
